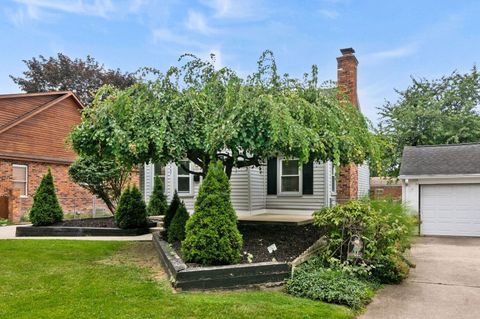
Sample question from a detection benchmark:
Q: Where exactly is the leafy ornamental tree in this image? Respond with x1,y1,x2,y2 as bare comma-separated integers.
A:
164,191,181,237
70,51,380,179
167,202,189,243
147,176,168,216
68,156,131,214
115,185,147,229
377,67,480,176
182,161,243,265
10,53,135,105
29,169,63,226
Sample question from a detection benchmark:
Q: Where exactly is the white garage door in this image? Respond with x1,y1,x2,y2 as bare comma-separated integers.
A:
421,184,480,236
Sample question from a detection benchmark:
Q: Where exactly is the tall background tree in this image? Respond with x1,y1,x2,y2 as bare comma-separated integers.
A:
376,67,480,176
10,53,135,105
70,51,380,177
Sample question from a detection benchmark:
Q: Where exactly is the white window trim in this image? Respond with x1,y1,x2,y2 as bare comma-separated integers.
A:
12,164,28,198
176,161,193,197
331,164,337,194
278,158,302,196
153,163,167,195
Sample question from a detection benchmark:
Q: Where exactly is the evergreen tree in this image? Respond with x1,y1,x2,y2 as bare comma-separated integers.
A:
164,191,181,237
115,185,147,229
147,176,168,216
29,169,63,226
167,202,190,243
182,161,243,265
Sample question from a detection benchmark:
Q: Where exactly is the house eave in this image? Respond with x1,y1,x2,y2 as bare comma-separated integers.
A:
399,173,480,180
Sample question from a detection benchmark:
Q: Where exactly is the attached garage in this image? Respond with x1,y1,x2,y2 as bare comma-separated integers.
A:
400,144,480,237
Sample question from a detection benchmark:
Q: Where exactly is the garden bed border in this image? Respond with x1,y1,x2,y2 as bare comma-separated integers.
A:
152,233,291,291
16,224,153,237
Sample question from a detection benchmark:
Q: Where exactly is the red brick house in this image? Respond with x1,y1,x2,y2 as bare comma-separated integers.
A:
0,91,109,223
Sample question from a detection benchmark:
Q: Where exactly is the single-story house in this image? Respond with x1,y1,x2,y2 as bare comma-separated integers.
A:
0,91,114,223
370,177,401,200
400,143,480,236
140,48,370,217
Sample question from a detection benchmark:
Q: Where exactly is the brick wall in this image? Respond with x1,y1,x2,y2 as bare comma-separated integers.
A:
370,186,402,200
336,48,360,204
0,159,139,223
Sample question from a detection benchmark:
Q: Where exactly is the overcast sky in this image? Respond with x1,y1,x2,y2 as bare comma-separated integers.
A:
1,0,480,124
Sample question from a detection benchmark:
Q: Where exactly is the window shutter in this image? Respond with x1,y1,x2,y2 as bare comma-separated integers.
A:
267,157,277,195
139,163,145,196
302,161,314,195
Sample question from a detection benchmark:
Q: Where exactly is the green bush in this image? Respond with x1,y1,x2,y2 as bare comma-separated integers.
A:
29,169,63,226
147,176,168,216
167,202,189,243
115,185,148,229
286,262,375,309
312,199,416,284
164,191,181,237
182,161,243,265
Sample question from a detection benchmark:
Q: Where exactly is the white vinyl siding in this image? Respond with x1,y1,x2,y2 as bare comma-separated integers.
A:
357,163,370,199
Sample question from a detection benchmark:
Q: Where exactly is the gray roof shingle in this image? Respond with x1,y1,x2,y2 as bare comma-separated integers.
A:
399,143,480,176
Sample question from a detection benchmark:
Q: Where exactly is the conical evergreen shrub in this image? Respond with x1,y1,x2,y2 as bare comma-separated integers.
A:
164,191,181,237
115,185,148,229
147,176,168,216
167,202,190,243
182,161,243,265
29,169,63,226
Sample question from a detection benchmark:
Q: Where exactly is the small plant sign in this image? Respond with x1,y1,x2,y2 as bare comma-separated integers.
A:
267,244,277,254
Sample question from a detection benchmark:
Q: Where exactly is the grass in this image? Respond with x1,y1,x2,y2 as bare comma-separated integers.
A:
0,240,354,319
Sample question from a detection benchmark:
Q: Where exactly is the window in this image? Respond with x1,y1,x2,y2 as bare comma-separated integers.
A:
154,163,166,189
280,159,301,194
331,165,336,193
177,160,191,194
12,164,28,197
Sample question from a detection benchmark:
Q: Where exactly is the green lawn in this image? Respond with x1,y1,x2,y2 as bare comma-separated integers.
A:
0,240,353,319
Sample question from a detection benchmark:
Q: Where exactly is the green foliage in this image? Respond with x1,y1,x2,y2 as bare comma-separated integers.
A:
70,51,380,179
377,67,480,176
29,169,63,226
0,218,10,226
69,156,131,214
312,199,416,284
115,185,147,229
147,176,168,216
286,261,376,309
167,202,190,243
182,161,243,265
164,191,181,237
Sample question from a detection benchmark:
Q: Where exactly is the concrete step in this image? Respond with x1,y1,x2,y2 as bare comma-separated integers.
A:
149,215,165,221
149,227,165,233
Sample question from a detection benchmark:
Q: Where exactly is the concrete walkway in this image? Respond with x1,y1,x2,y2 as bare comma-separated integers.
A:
359,236,480,319
0,225,152,241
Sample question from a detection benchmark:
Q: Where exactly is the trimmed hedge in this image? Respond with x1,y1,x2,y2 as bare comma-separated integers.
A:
182,161,243,265
164,191,181,237
29,169,63,226
167,202,189,243
147,176,168,216
115,185,148,229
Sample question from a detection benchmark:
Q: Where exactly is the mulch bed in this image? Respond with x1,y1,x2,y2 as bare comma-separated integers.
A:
171,224,323,267
53,217,117,228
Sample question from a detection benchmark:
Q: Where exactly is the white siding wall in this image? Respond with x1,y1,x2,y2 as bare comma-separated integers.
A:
265,162,327,212
357,163,370,199
325,161,336,207
249,166,267,211
230,167,250,212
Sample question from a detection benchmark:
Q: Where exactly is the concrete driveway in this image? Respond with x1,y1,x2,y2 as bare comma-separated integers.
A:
359,236,480,319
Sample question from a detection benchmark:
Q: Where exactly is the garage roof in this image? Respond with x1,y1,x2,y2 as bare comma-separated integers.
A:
400,143,480,176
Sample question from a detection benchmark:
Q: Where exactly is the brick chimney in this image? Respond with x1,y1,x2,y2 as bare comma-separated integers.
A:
336,48,359,204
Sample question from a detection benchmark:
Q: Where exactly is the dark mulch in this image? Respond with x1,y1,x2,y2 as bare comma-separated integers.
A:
170,223,323,266
53,217,117,228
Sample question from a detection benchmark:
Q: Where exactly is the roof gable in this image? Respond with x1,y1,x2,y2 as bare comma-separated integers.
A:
0,91,83,135
400,143,480,176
